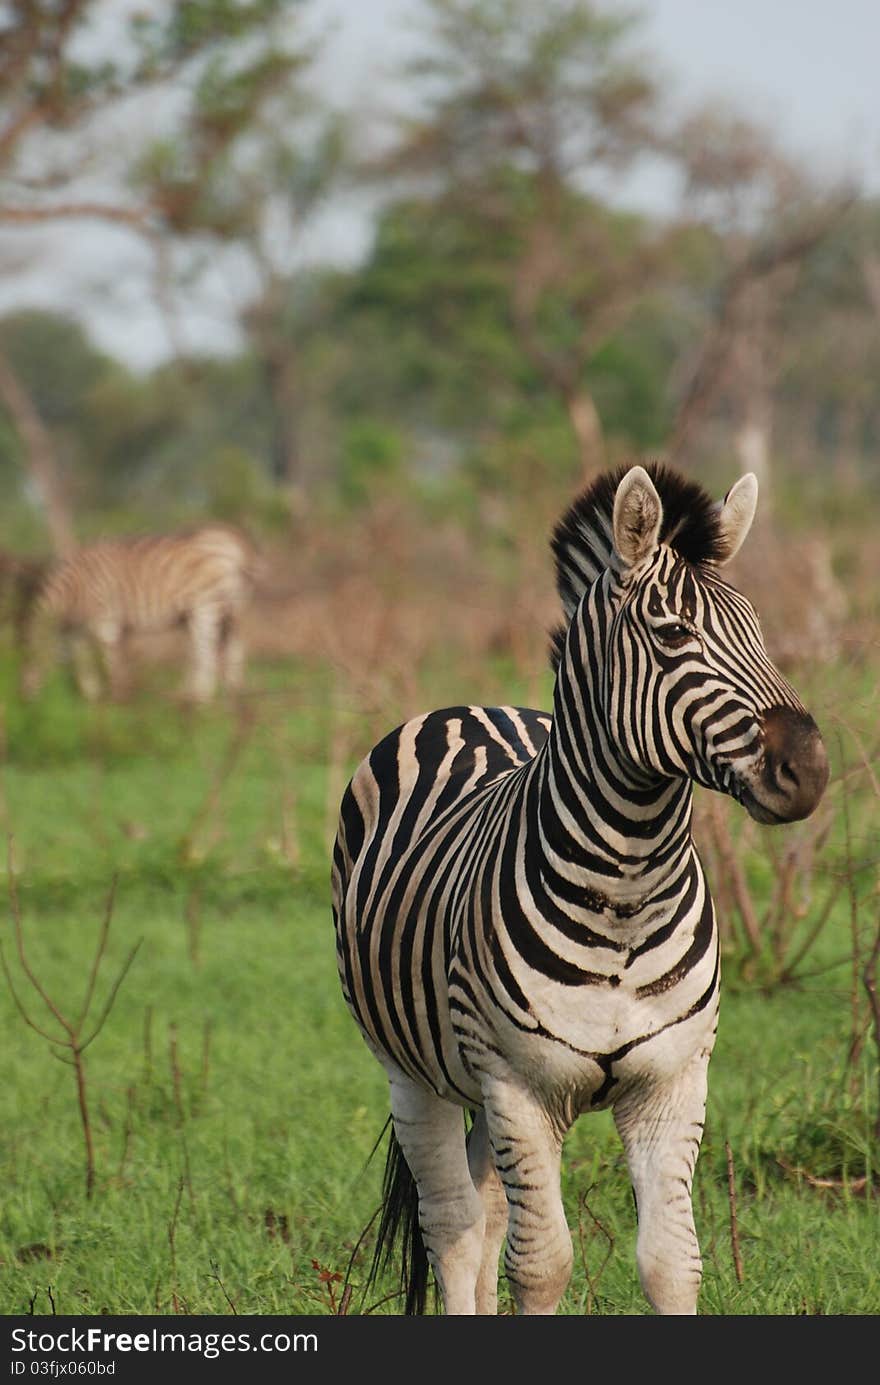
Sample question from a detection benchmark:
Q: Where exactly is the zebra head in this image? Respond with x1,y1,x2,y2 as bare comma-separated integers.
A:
553,463,829,825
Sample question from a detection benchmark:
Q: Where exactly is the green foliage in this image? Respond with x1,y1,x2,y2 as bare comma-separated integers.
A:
464,404,579,498
339,197,525,428
201,445,287,526
588,304,681,449
400,0,656,183
0,311,112,433
131,0,343,249
0,320,290,534
335,189,686,475
337,420,404,507
154,0,298,58
770,1058,878,1188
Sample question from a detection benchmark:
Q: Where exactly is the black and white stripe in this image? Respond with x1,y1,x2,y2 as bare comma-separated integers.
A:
21,524,260,702
332,463,828,1315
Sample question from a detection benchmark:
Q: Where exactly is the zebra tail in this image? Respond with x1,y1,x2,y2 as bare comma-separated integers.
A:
366,1122,430,1315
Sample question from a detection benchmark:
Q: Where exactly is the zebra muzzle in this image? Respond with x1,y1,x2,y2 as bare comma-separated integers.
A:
744,705,829,824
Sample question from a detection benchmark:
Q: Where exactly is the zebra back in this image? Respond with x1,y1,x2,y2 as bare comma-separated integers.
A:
35,523,261,627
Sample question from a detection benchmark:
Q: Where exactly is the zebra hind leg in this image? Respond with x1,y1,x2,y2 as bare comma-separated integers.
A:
70,630,105,701
98,629,132,702
375,1075,486,1315
466,1109,508,1314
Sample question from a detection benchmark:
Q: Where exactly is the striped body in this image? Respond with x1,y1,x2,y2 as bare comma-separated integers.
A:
332,465,828,1315
336,701,715,1117
23,524,258,702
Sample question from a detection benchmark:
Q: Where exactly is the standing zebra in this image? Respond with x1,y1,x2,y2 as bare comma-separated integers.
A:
332,463,829,1316
21,524,261,703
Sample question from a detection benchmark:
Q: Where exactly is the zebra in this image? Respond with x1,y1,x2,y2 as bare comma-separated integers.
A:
20,523,261,703
331,462,829,1316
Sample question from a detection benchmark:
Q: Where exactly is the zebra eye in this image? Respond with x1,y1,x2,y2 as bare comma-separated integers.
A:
658,622,694,648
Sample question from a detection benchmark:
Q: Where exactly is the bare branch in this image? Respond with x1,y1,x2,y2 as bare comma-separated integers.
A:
862,254,880,321
7,839,73,1035
0,940,61,1045
76,874,119,1032
79,938,142,1053
0,349,77,557
3,847,140,1198
863,920,880,1142
670,195,855,459
706,799,762,955
725,1141,744,1284
0,202,149,228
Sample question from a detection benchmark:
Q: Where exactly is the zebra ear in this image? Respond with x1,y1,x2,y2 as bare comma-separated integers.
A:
612,465,663,571
716,472,758,565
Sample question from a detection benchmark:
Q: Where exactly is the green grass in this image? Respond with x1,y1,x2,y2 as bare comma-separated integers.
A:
0,649,877,1317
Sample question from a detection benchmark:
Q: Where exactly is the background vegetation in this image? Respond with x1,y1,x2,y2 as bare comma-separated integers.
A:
0,0,877,1316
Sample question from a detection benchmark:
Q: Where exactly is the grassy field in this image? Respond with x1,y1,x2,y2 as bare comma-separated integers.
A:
0,634,877,1318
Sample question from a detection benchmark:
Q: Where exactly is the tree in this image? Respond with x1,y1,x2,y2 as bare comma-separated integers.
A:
130,7,349,495
368,0,682,478
773,199,880,491
338,192,684,475
666,104,853,490
0,1,323,534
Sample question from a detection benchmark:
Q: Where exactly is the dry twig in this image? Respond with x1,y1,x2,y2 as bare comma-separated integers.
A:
725,1141,744,1284
0,847,140,1198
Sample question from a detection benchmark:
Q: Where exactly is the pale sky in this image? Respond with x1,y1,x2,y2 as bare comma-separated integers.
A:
313,0,880,189
643,0,879,184
1,0,877,369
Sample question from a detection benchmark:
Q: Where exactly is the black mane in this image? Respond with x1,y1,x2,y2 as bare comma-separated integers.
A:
549,462,728,670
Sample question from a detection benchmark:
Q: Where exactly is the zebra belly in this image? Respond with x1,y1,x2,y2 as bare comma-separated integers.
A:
461,977,719,1114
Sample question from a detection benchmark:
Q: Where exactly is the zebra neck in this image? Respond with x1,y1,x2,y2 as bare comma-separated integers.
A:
536,580,693,898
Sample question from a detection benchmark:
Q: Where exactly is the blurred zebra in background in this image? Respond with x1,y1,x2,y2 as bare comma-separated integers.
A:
332,462,829,1316
21,524,262,703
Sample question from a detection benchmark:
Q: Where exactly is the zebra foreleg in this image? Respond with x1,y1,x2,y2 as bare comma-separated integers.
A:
465,1109,508,1314
70,630,106,701
388,1076,486,1315
482,1079,572,1315
184,605,221,703
218,610,246,693
612,1055,710,1315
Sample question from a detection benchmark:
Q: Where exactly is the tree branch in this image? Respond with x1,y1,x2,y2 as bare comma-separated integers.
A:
0,201,149,227
0,345,77,556
669,196,854,459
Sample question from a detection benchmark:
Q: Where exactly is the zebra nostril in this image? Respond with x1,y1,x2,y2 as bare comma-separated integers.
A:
778,760,799,789
765,750,798,794
761,706,829,816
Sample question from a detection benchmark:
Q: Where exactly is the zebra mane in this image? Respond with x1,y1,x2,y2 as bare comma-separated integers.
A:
549,461,728,671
